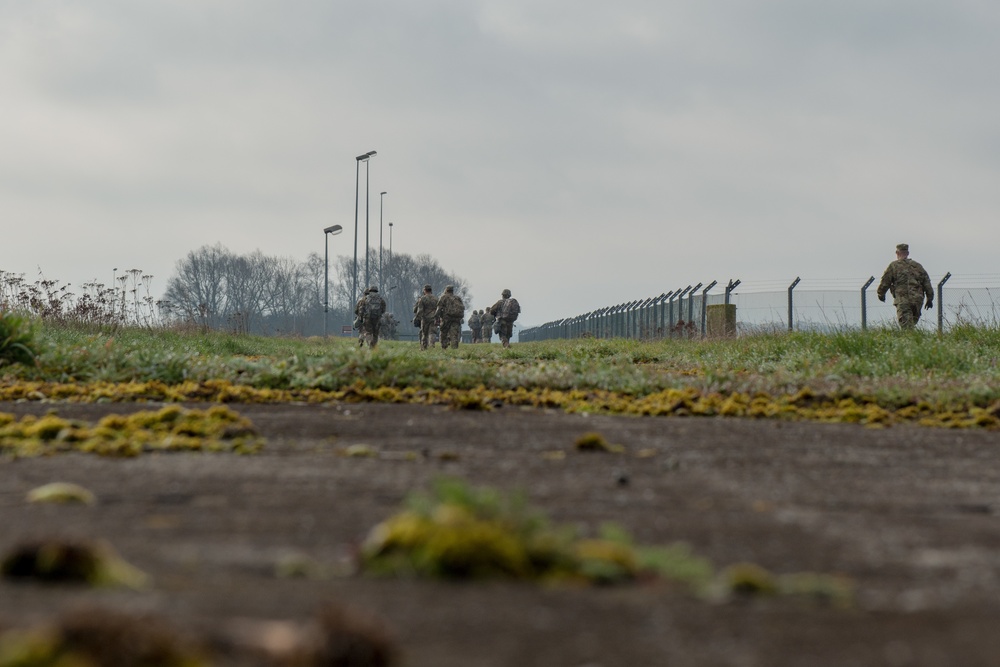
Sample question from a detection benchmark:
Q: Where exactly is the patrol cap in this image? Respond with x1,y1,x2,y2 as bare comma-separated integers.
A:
896,243,909,253
502,288,511,298
445,285,455,292
423,284,432,291
368,285,378,292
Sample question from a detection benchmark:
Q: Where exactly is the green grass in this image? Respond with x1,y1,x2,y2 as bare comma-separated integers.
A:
3,322,1000,419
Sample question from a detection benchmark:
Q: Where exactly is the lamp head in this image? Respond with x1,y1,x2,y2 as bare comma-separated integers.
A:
324,225,343,235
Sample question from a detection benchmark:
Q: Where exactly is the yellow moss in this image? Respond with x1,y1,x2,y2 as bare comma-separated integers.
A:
574,432,615,452
725,562,778,596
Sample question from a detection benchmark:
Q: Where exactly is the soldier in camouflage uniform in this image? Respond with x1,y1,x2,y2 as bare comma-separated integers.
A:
434,285,465,349
469,309,482,343
379,312,398,341
877,243,933,330
354,285,386,348
412,284,439,351
480,307,495,344
489,288,519,349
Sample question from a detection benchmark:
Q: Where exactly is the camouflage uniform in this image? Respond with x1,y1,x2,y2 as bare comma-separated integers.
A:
379,312,398,341
354,286,386,348
877,243,933,330
480,309,495,343
434,285,465,350
489,288,517,348
413,285,439,351
469,310,482,343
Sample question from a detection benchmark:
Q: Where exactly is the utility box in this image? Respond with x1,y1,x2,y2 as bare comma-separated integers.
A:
706,304,737,337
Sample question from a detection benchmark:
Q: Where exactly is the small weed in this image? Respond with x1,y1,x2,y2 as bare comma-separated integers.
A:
574,431,624,453
0,311,37,367
26,482,96,505
1,538,149,589
0,607,207,667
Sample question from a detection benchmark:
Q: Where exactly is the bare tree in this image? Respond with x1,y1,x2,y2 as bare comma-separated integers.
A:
163,244,468,336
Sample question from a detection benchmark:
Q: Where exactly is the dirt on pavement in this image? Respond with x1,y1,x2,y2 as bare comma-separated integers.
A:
2,400,1000,667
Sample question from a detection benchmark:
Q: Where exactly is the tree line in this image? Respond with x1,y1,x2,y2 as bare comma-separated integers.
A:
160,244,470,336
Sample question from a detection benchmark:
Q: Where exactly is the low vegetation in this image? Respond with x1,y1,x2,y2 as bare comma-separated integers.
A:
360,478,853,604
0,321,998,427
0,405,263,457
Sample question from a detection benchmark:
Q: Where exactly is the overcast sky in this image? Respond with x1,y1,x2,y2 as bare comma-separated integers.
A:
3,1,999,324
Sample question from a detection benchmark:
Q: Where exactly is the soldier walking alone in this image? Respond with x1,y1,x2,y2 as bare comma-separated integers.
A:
877,243,933,330
412,284,439,351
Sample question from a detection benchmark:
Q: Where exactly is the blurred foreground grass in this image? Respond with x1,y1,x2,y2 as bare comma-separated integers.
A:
2,322,999,427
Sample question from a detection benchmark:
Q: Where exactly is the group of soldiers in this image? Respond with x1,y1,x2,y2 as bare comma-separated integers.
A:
412,285,520,350
354,242,928,349
353,284,521,350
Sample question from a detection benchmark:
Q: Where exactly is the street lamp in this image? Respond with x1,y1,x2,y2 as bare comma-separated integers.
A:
353,150,376,308
364,153,377,292
379,191,387,292
323,224,343,337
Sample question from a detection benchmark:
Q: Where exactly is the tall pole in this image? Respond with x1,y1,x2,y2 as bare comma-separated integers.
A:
353,158,361,309
388,221,394,315
379,191,387,292
364,159,371,290
352,150,376,307
325,232,329,338
323,225,342,338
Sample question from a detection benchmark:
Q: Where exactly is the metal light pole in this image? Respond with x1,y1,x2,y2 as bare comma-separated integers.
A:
323,225,343,337
379,191,387,292
388,221,394,315
364,154,376,290
352,150,376,308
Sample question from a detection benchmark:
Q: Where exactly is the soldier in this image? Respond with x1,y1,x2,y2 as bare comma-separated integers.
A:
488,288,520,349
480,307,495,344
354,286,386,348
413,284,439,351
434,285,465,349
430,319,441,348
877,243,933,330
379,312,398,341
469,309,482,343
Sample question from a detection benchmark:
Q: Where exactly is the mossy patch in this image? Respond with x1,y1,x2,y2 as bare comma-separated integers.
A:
1,379,997,429
1,538,149,589
359,478,856,603
0,405,263,457
0,607,207,667
362,481,662,588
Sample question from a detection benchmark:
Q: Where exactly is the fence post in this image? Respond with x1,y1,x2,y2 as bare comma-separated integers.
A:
687,282,703,333
671,286,691,337
861,276,875,330
700,280,717,338
660,290,674,337
937,272,951,334
787,277,801,331
725,279,741,305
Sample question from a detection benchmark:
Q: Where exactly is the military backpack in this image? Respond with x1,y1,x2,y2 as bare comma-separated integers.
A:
499,297,520,322
363,294,386,321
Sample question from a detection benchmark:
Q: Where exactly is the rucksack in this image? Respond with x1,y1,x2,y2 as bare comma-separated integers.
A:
500,297,520,322
444,295,464,319
469,312,481,327
364,294,386,321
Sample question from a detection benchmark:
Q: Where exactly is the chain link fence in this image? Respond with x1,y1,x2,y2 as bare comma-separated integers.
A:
520,274,1000,341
